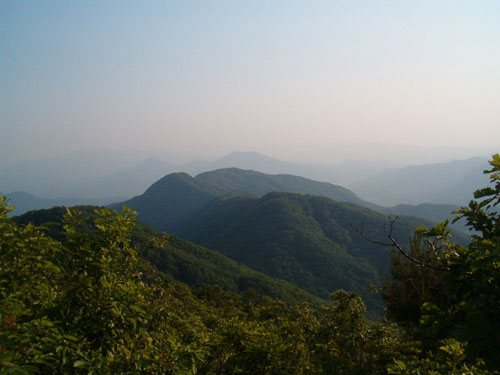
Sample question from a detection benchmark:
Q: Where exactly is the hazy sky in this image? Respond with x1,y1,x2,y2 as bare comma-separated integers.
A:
1,0,499,165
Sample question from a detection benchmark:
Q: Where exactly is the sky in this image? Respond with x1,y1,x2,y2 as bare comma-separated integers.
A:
1,0,499,166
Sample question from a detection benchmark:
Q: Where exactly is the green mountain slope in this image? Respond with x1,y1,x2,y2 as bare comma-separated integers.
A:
112,172,224,233
195,167,366,205
13,206,322,306
112,170,470,312
176,192,437,311
116,168,382,234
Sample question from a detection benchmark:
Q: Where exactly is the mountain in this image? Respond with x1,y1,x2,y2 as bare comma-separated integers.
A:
12,206,322,306
5,192,125,217
0,149,150,199
349,157,489,206
0,149,398,202
175,192,443,311
73,158,177,198
186,151,300,175
111,169,471,312
185,151,395,185
5,192,61,216
195,168,368,206
384,203,470,233
432,164,490,205
116,168,381,233
196,168,474,232
118,167,470,236
112,173,225,234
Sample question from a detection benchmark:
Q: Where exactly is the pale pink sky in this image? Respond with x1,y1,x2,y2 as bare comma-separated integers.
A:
2,1,499,165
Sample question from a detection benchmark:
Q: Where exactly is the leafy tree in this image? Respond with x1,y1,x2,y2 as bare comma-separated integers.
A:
379,223,450,329
420,154,500,366
0,201,207,374
382,154,500,371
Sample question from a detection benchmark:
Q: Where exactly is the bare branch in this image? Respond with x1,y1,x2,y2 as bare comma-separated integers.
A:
352,217,449,272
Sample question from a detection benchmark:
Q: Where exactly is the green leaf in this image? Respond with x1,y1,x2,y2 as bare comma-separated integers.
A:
74,360,87,368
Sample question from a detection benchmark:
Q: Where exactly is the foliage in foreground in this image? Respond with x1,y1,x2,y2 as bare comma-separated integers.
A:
381,154,500,373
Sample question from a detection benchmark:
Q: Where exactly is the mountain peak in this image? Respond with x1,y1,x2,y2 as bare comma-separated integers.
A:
218,151,279,162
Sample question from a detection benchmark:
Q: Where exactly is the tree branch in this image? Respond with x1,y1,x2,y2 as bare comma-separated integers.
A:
352,217,449,272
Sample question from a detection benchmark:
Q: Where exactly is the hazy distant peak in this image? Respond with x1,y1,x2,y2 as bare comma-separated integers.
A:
349,156,490,206
196,167,264,178
135,157,174,167
217,151,282,162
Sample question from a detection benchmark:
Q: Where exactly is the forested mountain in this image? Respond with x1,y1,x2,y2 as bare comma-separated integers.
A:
349,157,489,206
9,196,463,314
13,206,322,306
119,167,468,235
195,168,367,205
112,173,225,233
116,167,381,230
176,192,439,311
117,170,446,312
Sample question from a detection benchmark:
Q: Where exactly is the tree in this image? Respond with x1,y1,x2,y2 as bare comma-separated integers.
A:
381,154,500,370
421,154,500,366
0,202,207,374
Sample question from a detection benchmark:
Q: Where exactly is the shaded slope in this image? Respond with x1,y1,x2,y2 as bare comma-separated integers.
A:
177,192,436,311
12,206,322,306
113,173,223,233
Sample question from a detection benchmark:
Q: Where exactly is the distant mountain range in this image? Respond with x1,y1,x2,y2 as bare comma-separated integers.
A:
349,157,489,206
3,149,491,232
8,164,473,233
4,191,125,217
0,149,150,198
183,151,399,186
0,149,395,200
0,150,174,200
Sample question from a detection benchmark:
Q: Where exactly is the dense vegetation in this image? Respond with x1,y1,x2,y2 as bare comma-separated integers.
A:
113,168,374,235
111,173,225,234
195,168,365,205
1,155,499,374
117,168,468,314
177,193,455,312
12,206,322,307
